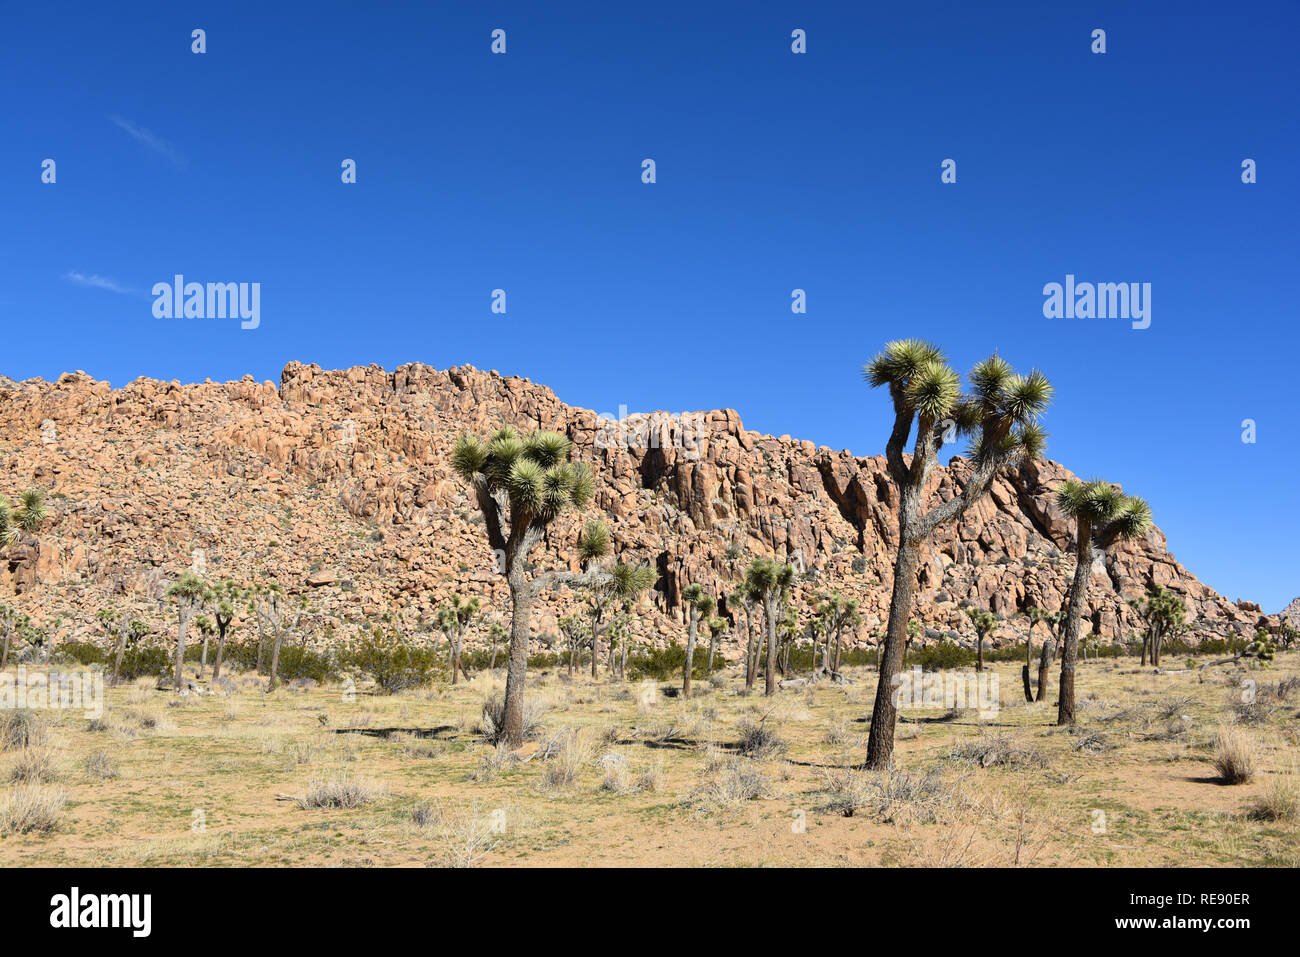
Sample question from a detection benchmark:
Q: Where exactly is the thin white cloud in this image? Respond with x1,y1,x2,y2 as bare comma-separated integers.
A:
64,271,135,295
109,114,187,166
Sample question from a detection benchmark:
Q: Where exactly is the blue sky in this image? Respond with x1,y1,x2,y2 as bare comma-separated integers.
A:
3,1,1297,611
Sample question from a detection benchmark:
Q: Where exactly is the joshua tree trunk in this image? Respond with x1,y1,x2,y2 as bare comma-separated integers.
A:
763,595,780,696
267,628,284,691
591,611,602,680
744,609,760,693
683,609,699,698
112,626,128,686
500,573,534,747
1035,634,1054,701
0,633,9,672
255,628,266,674
866,540,921,769
174,606,192,690
976,636,984,673
1057,520,1093,726
1021,638,1034,702
212,623,228,683
708,629,718,674
199,635,210,679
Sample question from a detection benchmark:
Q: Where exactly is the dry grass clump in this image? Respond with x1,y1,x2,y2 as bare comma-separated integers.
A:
412,799,501,867
297,773,384,809
1227,699,1275,726
478,695,546,744
9,748,58,784
685,757,770,815
1213,727,1256,785
1247,769,1298,822
736,715,787,759
598,755,636,794
540,728,593,790
947,734,1046,769
1069,729,1111,754
0,784,65,834
1154,695,1196,720
84,749,120,781
0,710,47,751
817,766,955,824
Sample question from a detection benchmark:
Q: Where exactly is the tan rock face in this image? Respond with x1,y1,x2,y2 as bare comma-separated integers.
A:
0,362,1277,650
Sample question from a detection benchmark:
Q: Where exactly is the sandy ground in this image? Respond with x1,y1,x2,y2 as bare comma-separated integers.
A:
1,652,1296,867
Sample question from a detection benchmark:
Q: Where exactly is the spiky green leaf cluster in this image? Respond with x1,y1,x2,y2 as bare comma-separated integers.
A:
682,583,714,615
452,427,591,522
611,563,656,601
744,558,796,596
166,571,211,603
577,519,611,564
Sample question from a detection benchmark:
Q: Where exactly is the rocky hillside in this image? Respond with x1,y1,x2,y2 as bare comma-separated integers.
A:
0,362,1278,654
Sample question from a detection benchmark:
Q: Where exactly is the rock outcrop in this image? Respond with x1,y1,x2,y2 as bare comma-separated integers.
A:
0,362,1278,653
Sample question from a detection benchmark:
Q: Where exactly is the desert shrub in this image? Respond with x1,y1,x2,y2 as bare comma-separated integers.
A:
9,748,58,784
736,716,787,759
54,640,107,665
911,643,975,670
477,695,546,744
948,734,1046,769
341,628,440,693
418,799,500,868
1213,728,1255,784
686,757,770,815
626,643,709,682
297,773,383,809
84,749,119,781
0,784,65,834
1247,771,1298,821
540,728,593,790
636,758,665,794
116,644,171,681
0,710,47,751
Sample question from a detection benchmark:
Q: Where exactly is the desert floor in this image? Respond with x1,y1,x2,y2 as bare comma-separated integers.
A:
1,652,1296,867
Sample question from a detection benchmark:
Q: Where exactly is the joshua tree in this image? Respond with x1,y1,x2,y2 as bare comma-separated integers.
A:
0,488,48,547
194,615,215,678
862,339,1052,769
1130,583,1186,668
1054,478,1151,725
165,572,211,690
744,559,796,696
576,519,613,678
803,615,826,677
1026,606,1065,702
777,602,800,676
559,614,588,675
815,591,861,675
453,426,599,746
209,581,243,683
706,615,729,673
609,564,656,679
730,586,761,693
965,607,996,673
681,583,715,697
0,604,30,671
436,593,481,684
487,620,508,670
108,614,148,686
250,582,307,692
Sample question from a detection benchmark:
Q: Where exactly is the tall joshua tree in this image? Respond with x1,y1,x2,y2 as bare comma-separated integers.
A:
815,591,861,675
194,615,216,679
706,615,729,673
576,519,612,678
209,581,243,683
1026,606,1065,702
745,559,796,696
165,572,211,690
680,583,714,697
863,340,1052,769
730,586,761,693
965,607,996,673
0,604,30,672
1055,478,1151,725
436,593,481,684
1131,583,1185,668
609,563,656,680
452,426,598,747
